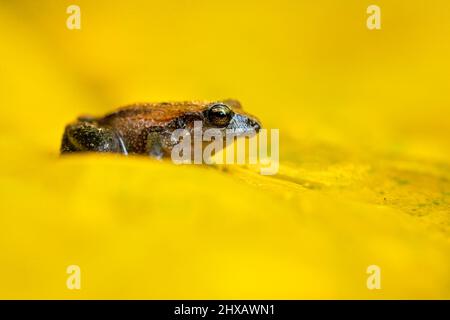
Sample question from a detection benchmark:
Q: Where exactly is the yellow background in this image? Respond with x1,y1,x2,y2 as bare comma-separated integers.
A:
0,0,449,298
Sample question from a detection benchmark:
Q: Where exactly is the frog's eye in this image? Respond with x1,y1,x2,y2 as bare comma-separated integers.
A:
206,103,234,127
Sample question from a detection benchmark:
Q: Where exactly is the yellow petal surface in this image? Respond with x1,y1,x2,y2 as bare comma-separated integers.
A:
0,0,449,299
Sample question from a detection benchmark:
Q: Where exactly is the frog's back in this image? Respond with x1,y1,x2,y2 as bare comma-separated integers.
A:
99,101,208,126
96,101,209,153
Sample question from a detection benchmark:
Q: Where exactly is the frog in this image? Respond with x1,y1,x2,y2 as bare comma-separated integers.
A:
60,99,261,158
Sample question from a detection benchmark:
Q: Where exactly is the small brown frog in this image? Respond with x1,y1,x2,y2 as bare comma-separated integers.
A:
61,99,261,158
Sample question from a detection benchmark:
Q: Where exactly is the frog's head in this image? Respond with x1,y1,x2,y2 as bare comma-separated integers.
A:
202,99,261,135
178,99,261,138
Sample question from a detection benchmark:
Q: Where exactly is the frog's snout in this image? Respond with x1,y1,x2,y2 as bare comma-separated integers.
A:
242,114,261,133
248,118,261,132
227,113,262,135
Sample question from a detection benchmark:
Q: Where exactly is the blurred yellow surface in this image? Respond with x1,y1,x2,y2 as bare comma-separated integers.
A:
0,0,449,298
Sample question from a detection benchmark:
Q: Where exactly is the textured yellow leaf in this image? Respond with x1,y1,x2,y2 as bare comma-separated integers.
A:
0,0,449,299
